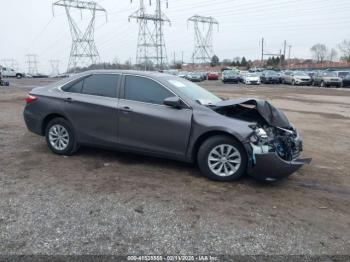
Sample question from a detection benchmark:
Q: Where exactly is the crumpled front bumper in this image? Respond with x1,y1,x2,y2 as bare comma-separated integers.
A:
247,152,312,180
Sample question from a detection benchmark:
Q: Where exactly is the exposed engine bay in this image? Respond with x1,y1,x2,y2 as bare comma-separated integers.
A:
213,99,302,162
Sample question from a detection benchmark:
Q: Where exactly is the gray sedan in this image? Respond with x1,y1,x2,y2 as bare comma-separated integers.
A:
23,70,311,181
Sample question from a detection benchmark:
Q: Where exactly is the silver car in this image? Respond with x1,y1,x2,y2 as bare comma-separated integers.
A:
23,70,311,181
282,71,312,86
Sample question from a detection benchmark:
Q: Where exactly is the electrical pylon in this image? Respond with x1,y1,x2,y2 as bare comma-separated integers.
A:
26,54,39,75
50,59,61,76
129,0,170,70
53,0,107,72
1,59,19,70
188,15,219,64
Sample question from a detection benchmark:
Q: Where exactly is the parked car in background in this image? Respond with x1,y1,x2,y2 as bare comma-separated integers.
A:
0,67,24,79
198,72,208,81
341,73,350,87
313,71,342,87
208,72,219,80
244,73,261,85
334,71,349,79
23,70,310,181
222,70,239,83
177,71,188,78
186,72,203,82
260,70,280,84
282,71,312,86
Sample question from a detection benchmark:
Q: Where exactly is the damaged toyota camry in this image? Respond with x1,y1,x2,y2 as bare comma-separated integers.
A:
24,70,311,181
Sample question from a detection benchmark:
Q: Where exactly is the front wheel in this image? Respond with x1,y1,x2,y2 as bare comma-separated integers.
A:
197,136,247,181
45,118,79,156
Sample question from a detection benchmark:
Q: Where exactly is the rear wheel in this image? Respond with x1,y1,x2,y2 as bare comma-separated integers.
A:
45,118,79,156
320,81,325,88
197,135,247,181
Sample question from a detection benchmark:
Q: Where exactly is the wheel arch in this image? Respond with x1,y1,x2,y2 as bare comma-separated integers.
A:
191,130,247,164
41,113,69,135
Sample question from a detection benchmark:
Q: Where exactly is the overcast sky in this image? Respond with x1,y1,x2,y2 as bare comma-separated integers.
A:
1,0,350,73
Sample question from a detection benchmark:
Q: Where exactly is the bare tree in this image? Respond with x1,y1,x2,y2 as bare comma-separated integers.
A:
329,48,338,62
338,40,350,62
311,43,328,63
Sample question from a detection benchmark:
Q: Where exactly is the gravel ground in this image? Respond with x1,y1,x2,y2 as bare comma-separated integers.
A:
0,78,349,257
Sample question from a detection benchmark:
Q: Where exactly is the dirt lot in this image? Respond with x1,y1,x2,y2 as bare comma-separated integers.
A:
0,78,349,256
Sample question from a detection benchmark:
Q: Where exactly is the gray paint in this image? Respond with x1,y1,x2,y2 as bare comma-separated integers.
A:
24,70,309,179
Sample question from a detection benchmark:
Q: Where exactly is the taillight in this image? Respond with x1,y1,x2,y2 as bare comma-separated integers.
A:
25,95,38,104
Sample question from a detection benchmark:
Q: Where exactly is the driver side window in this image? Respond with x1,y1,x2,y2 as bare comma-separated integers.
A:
124,75,173,105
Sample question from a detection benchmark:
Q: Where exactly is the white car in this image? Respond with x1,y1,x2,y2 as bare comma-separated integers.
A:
0,67,24,78
244,73,261,85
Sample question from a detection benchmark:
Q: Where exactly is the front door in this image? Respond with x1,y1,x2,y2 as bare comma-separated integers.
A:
118,75,192,158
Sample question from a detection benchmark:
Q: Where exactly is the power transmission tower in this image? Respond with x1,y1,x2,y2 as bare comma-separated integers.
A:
50,59,61,76
1,59,19,70
188,15,219,64
129,0,170,70
53,0,107,72
26,54,39,75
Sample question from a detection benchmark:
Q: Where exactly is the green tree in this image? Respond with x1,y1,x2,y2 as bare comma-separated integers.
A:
211,55,220,66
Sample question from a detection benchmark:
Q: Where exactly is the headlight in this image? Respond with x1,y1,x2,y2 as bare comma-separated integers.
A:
249,128,268,143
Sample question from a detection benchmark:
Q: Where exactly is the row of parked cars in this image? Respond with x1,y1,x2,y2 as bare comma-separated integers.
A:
241,69,350,87
169,69,350,88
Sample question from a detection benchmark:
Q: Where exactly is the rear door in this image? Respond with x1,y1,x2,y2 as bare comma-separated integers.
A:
117,75,192,158
61,73,121,147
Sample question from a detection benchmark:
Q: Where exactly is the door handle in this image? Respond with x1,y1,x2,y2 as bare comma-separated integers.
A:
64,97,73,103
120,106,133,113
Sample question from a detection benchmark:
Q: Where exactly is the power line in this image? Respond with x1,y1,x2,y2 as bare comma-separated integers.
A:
188,15,219,64
26,54,39,75
53,0,107,72
129,0,171,70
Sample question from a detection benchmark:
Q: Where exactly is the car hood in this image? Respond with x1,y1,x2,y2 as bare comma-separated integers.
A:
213,98,291,128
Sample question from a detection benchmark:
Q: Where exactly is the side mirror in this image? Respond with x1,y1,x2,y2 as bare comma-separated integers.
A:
164,96,184,109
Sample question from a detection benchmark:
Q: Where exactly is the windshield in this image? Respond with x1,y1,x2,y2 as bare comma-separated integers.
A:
167,78,222,105
265,71,278,76
223,71,237,76
247,73,258,77
295,72,307,76
323,72,337,77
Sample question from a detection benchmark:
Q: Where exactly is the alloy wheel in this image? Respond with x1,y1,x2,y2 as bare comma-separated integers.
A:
208,144,242,177
48,124,69,151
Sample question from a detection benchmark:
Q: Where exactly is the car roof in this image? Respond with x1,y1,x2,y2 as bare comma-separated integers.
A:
76,70,171,80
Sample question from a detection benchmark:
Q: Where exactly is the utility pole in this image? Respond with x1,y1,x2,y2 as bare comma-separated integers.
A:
53,0,107,72
26,54,39,75
288,45,292,68
181,51,184,65
283,40,287,59
261,37,264,65
129,0,170,71
188,15,219,64
50,59,60,76
173,51,176,66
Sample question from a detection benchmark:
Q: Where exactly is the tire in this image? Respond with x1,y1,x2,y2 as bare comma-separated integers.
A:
197,135,247,181
16,74,22,79
292,79,296,86
45,117,79,156
320,81,325,88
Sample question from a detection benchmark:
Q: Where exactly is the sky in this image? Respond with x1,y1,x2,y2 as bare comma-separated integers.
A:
1,0,350,74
